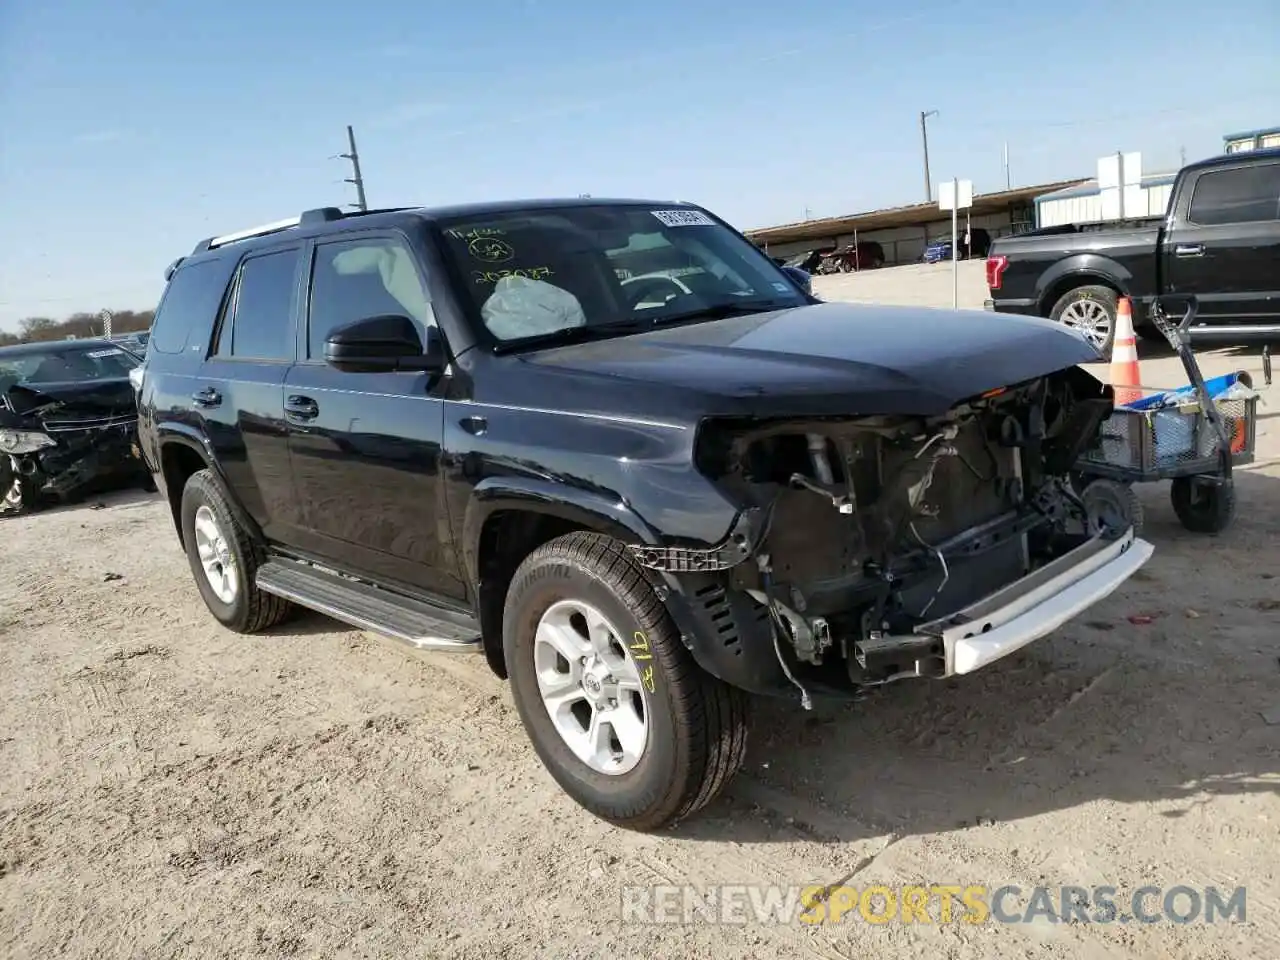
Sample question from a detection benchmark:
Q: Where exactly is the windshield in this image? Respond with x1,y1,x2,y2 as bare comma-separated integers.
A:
0,343,140,391
436,203,808,345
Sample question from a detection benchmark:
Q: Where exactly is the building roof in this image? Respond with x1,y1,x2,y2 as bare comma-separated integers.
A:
1034,171,1179,204
1223,126,1280,141
742,179,1086,246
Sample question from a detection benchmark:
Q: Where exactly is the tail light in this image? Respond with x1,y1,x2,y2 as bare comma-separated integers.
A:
985,255,1008,291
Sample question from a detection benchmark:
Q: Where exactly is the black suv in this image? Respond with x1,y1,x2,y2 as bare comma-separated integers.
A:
135,198,1152,831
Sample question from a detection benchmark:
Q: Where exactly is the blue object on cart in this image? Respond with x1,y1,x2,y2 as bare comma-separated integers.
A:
1119,371,1245,411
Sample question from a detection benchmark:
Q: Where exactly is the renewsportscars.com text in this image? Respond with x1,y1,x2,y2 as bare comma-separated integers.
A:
620,883,1247,926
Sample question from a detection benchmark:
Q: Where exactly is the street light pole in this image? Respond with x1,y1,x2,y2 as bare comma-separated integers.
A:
920,110,939,203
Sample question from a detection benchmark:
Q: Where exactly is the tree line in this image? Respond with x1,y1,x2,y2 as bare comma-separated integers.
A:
0,309,155,348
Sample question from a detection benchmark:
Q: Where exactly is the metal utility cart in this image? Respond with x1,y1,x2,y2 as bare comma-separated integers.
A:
1073,295,1260,536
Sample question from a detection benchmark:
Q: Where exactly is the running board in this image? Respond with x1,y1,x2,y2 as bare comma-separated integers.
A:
256,559,482,652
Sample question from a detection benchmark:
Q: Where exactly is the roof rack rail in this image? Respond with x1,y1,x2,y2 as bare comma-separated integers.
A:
301,206,346,224
189,205,417,256
191,215,302,255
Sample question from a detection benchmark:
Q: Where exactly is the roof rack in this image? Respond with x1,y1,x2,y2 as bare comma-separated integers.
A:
189,206,416,256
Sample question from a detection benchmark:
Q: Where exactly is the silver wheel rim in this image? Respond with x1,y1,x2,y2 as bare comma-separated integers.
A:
193,504,238,604
1059,298,1113,348
533,599,650,775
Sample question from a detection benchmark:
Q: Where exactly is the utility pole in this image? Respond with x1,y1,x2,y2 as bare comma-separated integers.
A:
1003,142,1011,190
341,124,368,212
920,110,939,202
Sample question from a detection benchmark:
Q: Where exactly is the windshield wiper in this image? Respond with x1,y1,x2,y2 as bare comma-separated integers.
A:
649,299,795,326
492,300,796,353
491,318,664,353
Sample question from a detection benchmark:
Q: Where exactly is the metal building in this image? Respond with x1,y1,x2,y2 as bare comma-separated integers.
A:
1223,126,1280,153
743,181,1080,267
1033,172,1177,228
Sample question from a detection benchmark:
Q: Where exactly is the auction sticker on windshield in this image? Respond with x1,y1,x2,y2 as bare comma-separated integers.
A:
86,349,125,358
651,209,715,227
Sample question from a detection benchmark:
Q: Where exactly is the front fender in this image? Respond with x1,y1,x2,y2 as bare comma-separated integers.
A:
461,475,796,698
461,475,661,587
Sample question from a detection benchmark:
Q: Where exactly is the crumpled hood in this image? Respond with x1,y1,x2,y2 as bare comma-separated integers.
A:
519,300,1102,417
4,378,136,419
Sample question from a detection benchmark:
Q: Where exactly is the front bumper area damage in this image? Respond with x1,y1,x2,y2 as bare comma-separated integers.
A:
630,366,1155,702
0,404,147,514
866,526,1153,680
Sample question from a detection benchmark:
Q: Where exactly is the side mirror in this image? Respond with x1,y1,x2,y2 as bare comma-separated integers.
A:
323,314,446,374
781,265,813,296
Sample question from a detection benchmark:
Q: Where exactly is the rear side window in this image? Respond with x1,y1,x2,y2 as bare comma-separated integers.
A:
214,249,300,362
1187,164,1280,225
151,260,233,355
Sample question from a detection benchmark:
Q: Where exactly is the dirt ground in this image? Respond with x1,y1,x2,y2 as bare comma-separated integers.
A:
2,269,1278,958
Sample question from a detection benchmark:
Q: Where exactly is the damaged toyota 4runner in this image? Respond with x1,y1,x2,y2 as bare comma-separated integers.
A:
135,198,1153,831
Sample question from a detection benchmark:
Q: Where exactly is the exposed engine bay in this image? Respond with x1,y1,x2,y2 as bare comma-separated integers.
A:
649,366,1131,700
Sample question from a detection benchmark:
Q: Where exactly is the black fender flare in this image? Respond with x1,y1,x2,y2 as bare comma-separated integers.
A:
154,425,262,545
461,476,793,697
1034,254,1132,315
461,475,662,587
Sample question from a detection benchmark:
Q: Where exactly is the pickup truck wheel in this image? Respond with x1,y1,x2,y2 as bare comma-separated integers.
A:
1049,285,1117,357
503,531,751,831
180,469,293,633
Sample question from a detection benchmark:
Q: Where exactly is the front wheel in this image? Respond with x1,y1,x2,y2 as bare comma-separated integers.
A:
502,531,751,831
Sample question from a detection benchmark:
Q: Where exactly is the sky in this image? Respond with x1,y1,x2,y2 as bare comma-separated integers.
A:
0,0,1276,329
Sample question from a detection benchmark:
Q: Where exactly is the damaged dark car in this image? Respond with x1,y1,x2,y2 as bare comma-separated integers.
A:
138,198,1155,832
0,339,153,513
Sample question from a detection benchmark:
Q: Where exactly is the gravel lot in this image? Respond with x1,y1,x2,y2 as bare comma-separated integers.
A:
2,264,1277,959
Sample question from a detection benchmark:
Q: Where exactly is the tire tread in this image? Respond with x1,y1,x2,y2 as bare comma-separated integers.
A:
184,469,292,632
507,530,751,830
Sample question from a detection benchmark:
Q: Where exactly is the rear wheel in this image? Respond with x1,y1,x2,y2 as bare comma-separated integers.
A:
180,469,293,632
502,531,751,831
1049,285,1118,358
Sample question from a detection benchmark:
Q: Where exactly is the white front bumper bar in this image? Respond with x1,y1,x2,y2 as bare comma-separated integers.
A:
914,526,1154,676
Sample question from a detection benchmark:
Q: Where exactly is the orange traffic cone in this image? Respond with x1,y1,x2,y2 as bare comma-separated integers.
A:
1109,297,1142,406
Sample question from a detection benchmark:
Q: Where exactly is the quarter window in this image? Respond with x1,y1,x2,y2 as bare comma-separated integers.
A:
214,249,300,362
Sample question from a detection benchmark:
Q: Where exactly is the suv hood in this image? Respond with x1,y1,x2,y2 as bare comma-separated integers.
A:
520,301,1102,417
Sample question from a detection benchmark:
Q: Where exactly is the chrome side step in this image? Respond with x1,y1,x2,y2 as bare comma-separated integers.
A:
256,558,482,652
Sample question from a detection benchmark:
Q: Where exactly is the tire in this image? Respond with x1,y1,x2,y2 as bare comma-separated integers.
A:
1081,478,1144,537
1170,476,1236,534
1048,284,1118,359
502,531,751,831
180,469,293,632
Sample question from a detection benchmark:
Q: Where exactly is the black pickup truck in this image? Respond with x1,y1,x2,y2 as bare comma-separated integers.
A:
134,197,1153,831
985,147,1280,357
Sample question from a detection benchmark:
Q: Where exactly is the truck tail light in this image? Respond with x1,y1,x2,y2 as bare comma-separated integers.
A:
985,255,1008,291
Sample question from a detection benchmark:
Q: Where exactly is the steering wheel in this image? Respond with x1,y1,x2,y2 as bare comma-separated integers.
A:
622,275,693,311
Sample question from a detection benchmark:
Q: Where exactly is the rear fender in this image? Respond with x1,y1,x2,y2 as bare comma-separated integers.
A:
1034,254,1131,313
154,425,261,546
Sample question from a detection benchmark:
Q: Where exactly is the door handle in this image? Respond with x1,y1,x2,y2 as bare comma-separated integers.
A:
1174,244,1205,258
191,387,222,408
460,415,488,436
285,396,319,420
